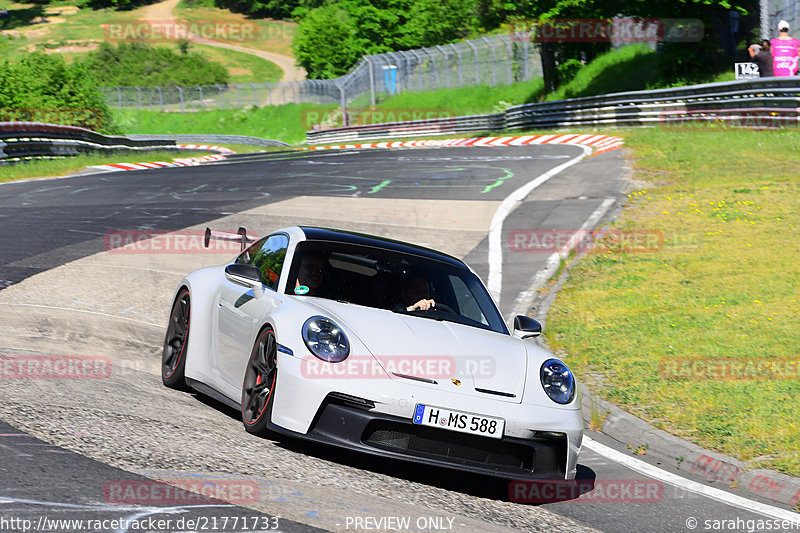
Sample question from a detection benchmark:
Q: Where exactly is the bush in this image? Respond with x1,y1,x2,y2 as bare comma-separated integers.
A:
557,58,583,85
83,42,230,87
0,53,117,133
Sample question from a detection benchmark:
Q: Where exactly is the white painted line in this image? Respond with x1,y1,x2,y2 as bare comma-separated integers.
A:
0,302,163,329
583,436,800,524
487,144,591,304
507,197,615,320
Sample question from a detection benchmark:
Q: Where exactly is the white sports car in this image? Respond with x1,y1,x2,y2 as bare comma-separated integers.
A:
162,226,582,479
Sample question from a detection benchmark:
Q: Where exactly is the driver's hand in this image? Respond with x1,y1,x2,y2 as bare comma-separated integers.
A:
407,299,435,311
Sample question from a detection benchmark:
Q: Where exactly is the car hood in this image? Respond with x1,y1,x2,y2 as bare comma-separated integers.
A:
303,298,527,403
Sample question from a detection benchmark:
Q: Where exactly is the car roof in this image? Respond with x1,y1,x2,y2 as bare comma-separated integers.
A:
298,226,466,268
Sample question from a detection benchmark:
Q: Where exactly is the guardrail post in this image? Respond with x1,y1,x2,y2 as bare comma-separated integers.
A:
466,40,479,85
234,83,241,108
157,86,164,111
250,83,257,106
135,86,142,110
116,87,122,109
177,86,184,113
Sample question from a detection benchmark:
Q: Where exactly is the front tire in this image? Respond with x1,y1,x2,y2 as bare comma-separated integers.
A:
162,289,190,390
241,328,277,435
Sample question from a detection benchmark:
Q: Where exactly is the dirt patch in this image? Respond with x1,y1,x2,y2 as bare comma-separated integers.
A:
2,26,50,38
44,5,79,15
228,67,252,76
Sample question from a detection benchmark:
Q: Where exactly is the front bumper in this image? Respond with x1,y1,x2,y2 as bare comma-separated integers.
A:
269,393,570,480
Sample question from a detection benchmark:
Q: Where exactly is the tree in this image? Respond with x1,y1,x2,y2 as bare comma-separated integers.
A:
292,5,360,79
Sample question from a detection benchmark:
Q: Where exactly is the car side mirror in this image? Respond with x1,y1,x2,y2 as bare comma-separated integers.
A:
512,315,542,339
225,264,264,298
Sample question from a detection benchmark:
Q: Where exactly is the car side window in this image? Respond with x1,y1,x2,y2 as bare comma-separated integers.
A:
448,274,489,326
235,234,289,290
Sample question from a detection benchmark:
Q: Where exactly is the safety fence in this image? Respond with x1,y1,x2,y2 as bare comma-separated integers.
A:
100,33,541,111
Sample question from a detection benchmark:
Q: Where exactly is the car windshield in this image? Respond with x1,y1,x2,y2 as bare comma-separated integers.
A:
284,240,508,335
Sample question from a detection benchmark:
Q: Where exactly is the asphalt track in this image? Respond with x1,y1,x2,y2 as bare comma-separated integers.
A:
0,146,796,533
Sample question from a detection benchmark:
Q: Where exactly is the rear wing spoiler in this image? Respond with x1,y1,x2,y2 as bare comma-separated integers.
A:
204,227,257,252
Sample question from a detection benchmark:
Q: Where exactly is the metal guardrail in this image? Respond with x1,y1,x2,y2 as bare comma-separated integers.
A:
0,122,179,163
306,114,504,144
305,78,800,144
125,134,289,148
0,123,288,163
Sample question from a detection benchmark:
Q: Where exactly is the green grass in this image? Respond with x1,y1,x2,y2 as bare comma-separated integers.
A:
192,43,281,83
0,150,216,183
545,127,800,476
113,103,334,144
362,81,545,116
547,44,659,100
0,0,284,79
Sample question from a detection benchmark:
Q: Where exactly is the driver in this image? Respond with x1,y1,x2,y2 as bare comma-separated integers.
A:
400,276,436,312
295,252,328,296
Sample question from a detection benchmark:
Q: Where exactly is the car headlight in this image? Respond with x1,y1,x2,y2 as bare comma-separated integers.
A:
540,359,575,404
302,316,349,362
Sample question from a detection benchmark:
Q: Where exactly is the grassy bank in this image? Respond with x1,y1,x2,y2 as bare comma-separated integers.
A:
545,127,800,477
113,103,330,145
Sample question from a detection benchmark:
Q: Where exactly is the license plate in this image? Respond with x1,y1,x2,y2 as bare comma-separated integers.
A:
412,404,505,439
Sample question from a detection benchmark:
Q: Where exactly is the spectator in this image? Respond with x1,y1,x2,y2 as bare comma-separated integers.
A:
771,20,800,76
748,39,774,77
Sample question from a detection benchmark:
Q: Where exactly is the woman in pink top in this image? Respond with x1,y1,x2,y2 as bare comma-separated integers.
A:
771,20,800,76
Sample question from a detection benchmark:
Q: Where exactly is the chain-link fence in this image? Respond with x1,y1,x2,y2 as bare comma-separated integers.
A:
100,32,542,111
762,0,799,39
